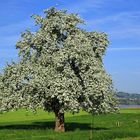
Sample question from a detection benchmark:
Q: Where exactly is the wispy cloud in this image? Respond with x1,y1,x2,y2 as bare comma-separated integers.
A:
0,19,34,69
108,27,140,39
0,18,34,49
59,0,106,14
87,11,140,25
108,47,140,51
131,72,140,75
85,11,140,39
0,35,19,46
0,19,34,35
1,49,18,58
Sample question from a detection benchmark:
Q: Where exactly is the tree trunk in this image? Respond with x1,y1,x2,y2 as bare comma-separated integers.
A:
54,110,65,132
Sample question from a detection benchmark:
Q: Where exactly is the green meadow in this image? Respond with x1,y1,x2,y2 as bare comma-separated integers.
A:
0,108,140,140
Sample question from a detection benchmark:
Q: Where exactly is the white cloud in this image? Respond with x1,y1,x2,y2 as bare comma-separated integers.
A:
108,47,140,51
0,19,34,47
131,72,140,75
0,35,19,46
59,0,106,14
85,11,140,38
108,27,140,39
87,11,140,25
0,49,18,58
0,19,34,35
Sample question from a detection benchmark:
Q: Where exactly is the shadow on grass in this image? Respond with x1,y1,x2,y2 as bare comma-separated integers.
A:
0,121,109,131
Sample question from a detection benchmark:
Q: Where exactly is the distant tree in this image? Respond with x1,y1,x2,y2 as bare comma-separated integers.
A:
0,7,118,132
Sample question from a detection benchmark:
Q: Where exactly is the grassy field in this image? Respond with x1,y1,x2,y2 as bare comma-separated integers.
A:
0,108,140,140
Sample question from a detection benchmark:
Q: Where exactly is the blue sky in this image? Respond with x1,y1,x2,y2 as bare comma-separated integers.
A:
0,0,140,93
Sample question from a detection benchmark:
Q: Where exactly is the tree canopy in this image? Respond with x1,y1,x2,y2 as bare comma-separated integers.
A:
0,7,118,132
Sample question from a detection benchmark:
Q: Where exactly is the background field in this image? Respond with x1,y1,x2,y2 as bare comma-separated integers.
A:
0,108,140,140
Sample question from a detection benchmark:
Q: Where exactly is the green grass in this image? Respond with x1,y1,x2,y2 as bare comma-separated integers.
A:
0,108,140,140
